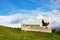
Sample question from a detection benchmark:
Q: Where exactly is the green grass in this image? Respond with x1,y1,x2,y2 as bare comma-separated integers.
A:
0,26,60,40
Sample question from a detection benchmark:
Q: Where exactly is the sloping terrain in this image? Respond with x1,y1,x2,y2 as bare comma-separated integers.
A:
0,26,60,40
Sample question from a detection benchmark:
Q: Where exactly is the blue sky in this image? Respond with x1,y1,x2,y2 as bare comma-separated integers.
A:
0,0,60,28
0,0,60,15
0,0,40,15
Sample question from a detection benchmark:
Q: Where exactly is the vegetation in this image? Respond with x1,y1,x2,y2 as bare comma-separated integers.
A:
0,26,60,40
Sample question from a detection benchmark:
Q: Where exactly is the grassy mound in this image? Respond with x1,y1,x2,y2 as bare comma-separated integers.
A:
0,26,60,40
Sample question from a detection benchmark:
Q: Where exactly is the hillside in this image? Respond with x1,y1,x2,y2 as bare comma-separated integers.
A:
0,26,60,40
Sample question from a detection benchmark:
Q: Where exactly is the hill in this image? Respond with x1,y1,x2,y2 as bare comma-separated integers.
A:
0,26,60,40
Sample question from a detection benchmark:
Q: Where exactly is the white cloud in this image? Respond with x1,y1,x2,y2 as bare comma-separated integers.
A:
50,0,60,8
31,9,60,28
50,0,60,5
45,9,60,28
0,13,34,28
29,0,60,8
0,9,60,29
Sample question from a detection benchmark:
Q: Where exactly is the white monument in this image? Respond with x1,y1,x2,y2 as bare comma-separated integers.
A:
21,18,52,33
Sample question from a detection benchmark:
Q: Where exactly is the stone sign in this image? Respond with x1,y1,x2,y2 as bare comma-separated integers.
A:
21,19,52,33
